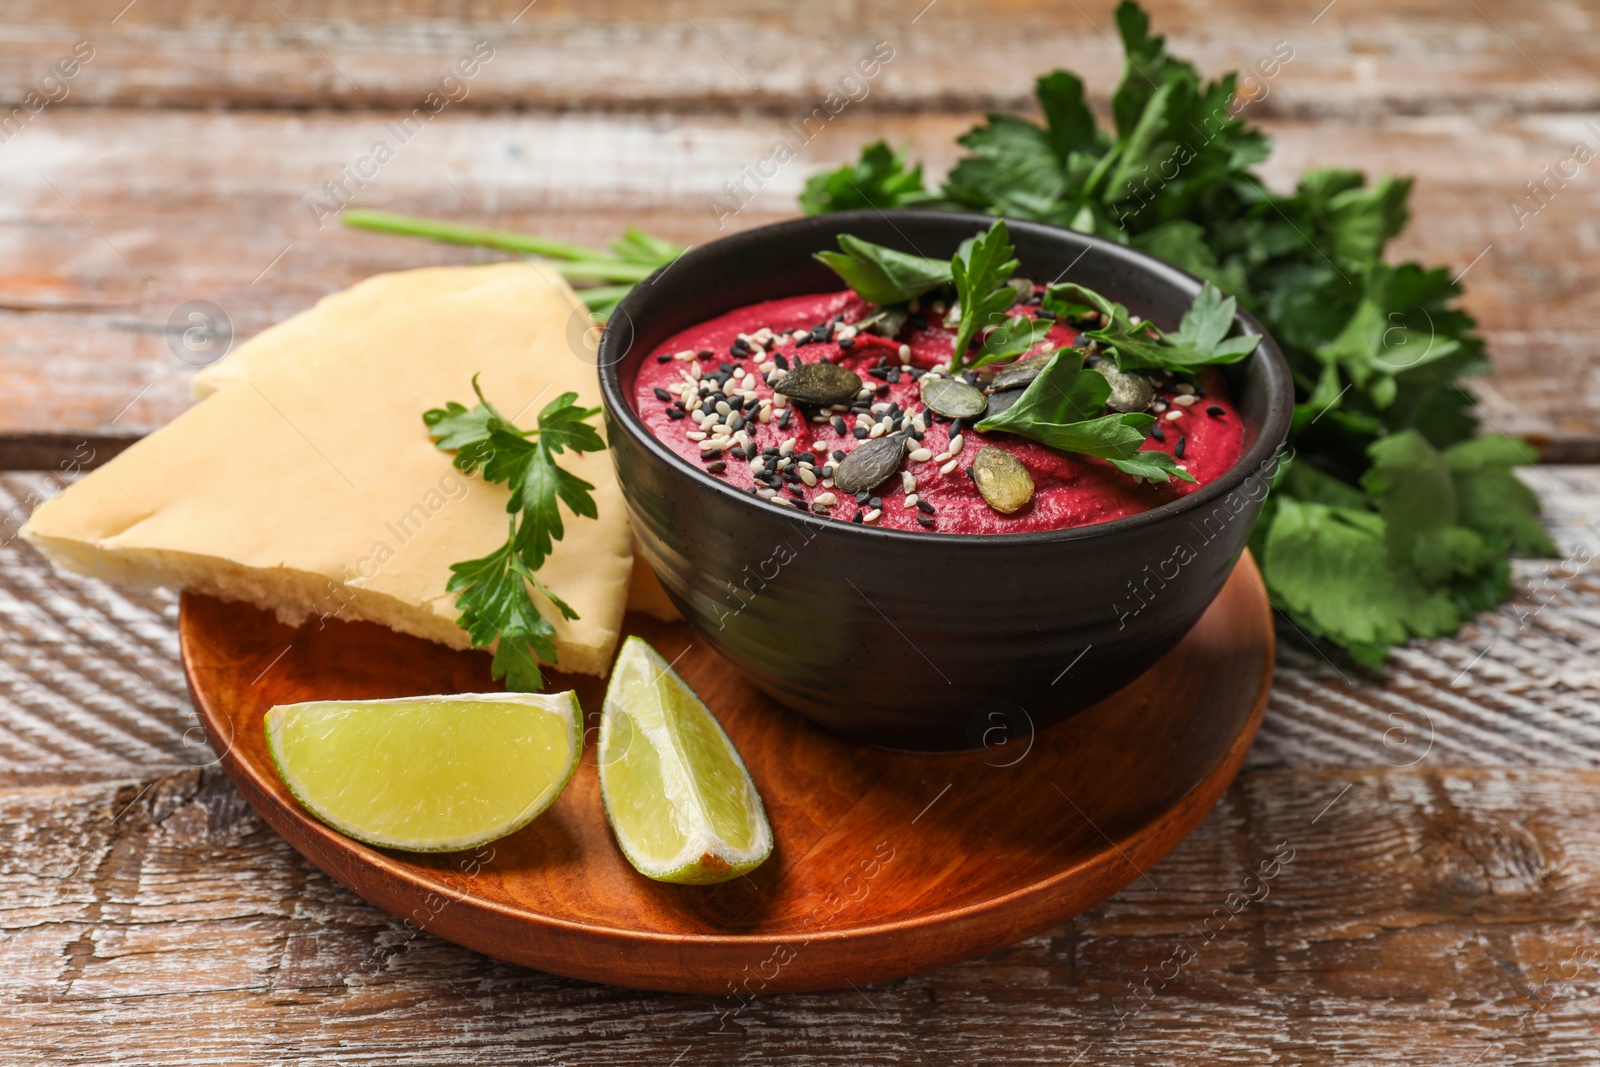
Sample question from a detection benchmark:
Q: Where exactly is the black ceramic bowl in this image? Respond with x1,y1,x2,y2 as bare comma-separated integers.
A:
598,210,1292,751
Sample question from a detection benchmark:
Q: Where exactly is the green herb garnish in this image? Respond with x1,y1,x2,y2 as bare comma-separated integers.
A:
1046,281,1259,372
974,348,1194,484
801,0,1555,660
424,377,606,691
813,234,951,305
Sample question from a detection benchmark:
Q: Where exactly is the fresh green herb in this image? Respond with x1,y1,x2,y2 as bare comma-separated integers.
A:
798,141,938,215
975,349,1195,483
803,0,1554,661
344,209,682,320
949,220,1025,371
424,378,606,691
1044,281,1259,372
813,234,952,305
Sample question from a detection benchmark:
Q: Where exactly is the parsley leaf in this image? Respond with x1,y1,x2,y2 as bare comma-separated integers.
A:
803,1,1556,660
975,348,1195,483
951,220,1023,371
424,383,605,691
799,141,937,215
814,234,951,305
1044,281,1259,371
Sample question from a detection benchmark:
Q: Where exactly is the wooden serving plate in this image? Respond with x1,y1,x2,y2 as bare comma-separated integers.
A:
180,553,1273,994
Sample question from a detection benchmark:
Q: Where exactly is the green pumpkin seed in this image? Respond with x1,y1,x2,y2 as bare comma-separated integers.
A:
972,445,1034,515
858,306,909,338
983,387,1024,419
773,361,862,406
1007,277,1036,300
920,376,988,419
833,434,906,495
990,353,1054,392
1091,364,1155,413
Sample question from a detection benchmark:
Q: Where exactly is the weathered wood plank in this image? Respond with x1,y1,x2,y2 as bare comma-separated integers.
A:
1,0,1596,117
1,108,1598,450
3,766,1599,1063
1,469,1597,792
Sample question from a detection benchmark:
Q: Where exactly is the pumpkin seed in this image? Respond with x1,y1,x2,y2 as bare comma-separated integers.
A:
832,433,906,495
858,306,909,338
920,376,988,419
1007,277,1036,300
1092,364,1155,413
982,387,1024,419
989,353,1054,392
972,446,1034,515
773,361,862,406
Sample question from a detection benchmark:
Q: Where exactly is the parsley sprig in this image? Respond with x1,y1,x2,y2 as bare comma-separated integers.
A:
424,378,605,691
802,0,1555,663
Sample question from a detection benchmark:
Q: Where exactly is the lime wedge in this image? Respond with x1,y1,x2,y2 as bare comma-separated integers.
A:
265,691,582,853
598,637,772,884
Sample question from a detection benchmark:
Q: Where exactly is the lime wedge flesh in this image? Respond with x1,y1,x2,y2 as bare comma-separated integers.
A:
265,691,582,853
598,637,772,884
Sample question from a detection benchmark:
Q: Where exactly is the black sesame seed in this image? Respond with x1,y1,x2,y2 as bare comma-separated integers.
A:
774,354,789,370
1175,436,1187,459
729,446,746,460
1036,308,1056,320
763,447,780,457
821,465,834,478
778,410,793,429
875,383,891,397
852,511,865,523
791,498,809,511
653,387,672,402
949,420,962,439
833,449,847,461
665,408,686,420
839,336,855,350
719,362,735,374
697,349,714,360
916,499,936,515
965,466,976,482
1207,404,1225,417
916,514,937,528
656,353,672,363
831,416,848,434
856,490,872,504
705,461,726,473
1151,424,1165,442
867,367,890,380
852,427,869,439
701,448,723,460
868,497,883,509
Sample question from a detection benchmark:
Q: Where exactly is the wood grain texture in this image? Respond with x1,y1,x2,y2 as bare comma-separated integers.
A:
4,469,1597,793
0,0,1596,116
3,107,1597,454
4,765,1600,1064
174,553,1271,992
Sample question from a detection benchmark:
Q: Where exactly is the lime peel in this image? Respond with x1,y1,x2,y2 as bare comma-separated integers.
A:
265,690,583,853
598,636,773,884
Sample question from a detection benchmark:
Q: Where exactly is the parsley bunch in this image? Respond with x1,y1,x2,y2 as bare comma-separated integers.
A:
802,1,1555,662
424,378,605,690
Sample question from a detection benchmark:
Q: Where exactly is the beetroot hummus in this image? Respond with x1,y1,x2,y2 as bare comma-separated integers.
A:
630,289,1245,534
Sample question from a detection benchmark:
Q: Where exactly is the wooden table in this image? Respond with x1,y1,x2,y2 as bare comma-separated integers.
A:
3,2,1599,1062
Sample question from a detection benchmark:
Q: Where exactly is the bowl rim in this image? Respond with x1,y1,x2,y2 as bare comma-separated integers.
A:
597,209,1295,546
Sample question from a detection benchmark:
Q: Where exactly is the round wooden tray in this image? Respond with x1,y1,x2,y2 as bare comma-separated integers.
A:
180,553,1273,994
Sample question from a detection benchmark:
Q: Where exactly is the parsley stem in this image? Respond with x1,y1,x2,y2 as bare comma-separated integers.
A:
344,210,659,283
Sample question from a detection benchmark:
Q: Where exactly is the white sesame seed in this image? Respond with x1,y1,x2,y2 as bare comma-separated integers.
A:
815,492,837,507
863,508,882,523
1174,394,1197,406
1175,383,1195,395
933,452,953,464
759,360,776,374
901,472,917,493
898,343,913,364
688,362,702,380
871,402,892,415
792,329,809,342
686,430,707,442
948,434,965,453
821,478,834,489
799,468,818,487
855,413,873,429
778,457,792,469
903,493,920,508
868,423,887,439
780,438,796,455
1130,315,1143,326
931,300,946,315
908,297,921,313
940,459,959,475
912,414,928,433
674,349,694,361
837,325,857,341
772,394,788,408
757,487,777,500
758,407,773,423
1166,409,1184,421
735,431,751,450
698,440,723,452
715,400,731,417
810,414,829,423
689,409,707,426
908,447,934,463
1176,463,1188,471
